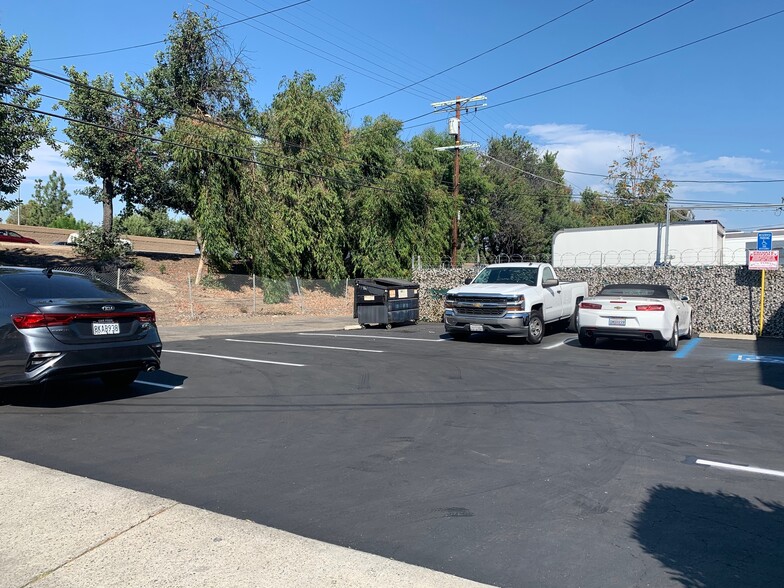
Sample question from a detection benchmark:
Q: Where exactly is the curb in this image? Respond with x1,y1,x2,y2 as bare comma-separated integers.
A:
698,332,758,341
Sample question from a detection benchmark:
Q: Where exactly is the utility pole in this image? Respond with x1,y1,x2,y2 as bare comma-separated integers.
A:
431,95,487,267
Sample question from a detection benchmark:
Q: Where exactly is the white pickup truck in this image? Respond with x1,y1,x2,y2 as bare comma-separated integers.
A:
443,262,589,344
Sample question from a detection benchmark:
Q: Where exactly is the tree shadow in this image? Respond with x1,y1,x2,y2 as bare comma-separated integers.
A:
0,371,187,408
631,485,784,587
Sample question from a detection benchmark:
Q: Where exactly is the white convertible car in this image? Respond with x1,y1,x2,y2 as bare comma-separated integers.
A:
577,284,693,350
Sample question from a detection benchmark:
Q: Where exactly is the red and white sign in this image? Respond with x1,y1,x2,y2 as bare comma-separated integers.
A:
749,249,780,270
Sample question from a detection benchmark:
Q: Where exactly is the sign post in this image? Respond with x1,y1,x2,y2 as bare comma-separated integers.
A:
750,233,777,336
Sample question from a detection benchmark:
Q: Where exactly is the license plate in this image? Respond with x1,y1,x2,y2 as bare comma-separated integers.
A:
469,323,484,332
609,318,626,327
398,289,408,298
363,295,375,301
92,322,120,335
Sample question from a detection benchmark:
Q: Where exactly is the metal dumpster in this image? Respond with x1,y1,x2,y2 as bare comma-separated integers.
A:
354,278,420,329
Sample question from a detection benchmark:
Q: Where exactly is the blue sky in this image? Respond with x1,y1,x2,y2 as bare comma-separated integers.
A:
3,0,784,231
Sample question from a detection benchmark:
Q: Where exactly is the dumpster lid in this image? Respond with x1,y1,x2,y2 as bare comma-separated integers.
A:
355,278,419,289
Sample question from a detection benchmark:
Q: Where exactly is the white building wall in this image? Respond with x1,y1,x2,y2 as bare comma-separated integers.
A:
552,221,726,267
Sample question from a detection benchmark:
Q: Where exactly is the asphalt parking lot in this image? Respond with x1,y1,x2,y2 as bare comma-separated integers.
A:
2,323,784,587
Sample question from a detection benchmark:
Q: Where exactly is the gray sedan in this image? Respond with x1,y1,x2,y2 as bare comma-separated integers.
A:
0,267,162,388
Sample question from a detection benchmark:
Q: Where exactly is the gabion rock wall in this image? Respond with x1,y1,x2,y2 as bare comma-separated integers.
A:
413,266,784,337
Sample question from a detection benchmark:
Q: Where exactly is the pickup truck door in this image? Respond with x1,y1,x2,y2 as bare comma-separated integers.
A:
541,266,564,322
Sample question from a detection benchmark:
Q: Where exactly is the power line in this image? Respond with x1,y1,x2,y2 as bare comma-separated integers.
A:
345,0,596,111
2,100,401,196
403,0,696,125
479,0,695,96
481,152,579,193
485,7,784,113
192,0,435,103
2,57,414,179
29,0,312,63
230,0,455,100
565,169,784,184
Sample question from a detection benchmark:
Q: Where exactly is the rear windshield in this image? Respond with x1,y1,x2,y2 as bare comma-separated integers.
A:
0,272,129,301
598,286,666,298
473,267,538,286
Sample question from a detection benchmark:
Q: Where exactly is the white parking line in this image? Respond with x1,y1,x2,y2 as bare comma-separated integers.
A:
696,458,784,478
297,333,443,343
164,349,306,367
226,338,383,353
542,337,575,350
135,380,183,390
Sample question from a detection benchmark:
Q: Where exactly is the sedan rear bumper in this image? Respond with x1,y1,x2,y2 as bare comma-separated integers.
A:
1,342,162,387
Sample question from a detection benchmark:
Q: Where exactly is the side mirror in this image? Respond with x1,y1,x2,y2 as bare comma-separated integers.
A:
681,295,689,302
464,277,473,285
542,278,559,288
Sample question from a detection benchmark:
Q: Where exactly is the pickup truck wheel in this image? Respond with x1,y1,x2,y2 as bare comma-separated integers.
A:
526,311,544,344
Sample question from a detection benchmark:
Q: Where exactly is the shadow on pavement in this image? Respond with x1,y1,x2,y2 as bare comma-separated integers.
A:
754,336,784,390
0,371,186,408
631,485,784,587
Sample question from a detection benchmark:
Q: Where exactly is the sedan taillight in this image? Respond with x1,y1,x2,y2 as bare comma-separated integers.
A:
137,311,156,324
12,310,156,329
635,304,665,311
12,313,74,329
580,302,602,310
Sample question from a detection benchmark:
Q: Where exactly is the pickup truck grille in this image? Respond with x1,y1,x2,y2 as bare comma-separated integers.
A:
453,296,507,305
457,307,506,316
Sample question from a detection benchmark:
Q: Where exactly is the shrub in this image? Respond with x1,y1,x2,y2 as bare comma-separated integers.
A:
73,227,134,264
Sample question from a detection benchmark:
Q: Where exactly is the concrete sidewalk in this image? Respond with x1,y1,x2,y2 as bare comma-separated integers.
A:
0,456,490,588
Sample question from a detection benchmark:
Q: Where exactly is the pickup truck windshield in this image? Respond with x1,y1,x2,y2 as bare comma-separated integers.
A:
472,267,538,285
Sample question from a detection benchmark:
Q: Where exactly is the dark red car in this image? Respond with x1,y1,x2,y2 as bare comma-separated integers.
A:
0,229,39,244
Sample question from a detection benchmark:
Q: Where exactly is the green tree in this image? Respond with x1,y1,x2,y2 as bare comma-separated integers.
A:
24,171,75,227
252,72,348,279
483,134,576,260
605,135,674,224
344,120,453,276
57,68,158,242
139,9,255,278
0,31,55,207
119,208,195,240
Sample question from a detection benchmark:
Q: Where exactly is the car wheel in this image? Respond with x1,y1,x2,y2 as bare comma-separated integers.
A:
100,370,140,388
664,322,679,351
527,310,544,344
567,300,581,333
578,331,596,347
683,319,693,340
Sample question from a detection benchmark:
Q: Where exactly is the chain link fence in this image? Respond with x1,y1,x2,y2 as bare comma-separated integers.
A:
51,264,355,325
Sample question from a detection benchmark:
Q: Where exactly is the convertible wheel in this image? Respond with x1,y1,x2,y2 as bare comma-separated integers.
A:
526,310,544,345
578,331,596,347
664,322,679,351
567,300,581,333
683,320,693,340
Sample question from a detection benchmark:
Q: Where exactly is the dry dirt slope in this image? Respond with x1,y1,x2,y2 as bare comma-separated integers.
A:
0,244,353,326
